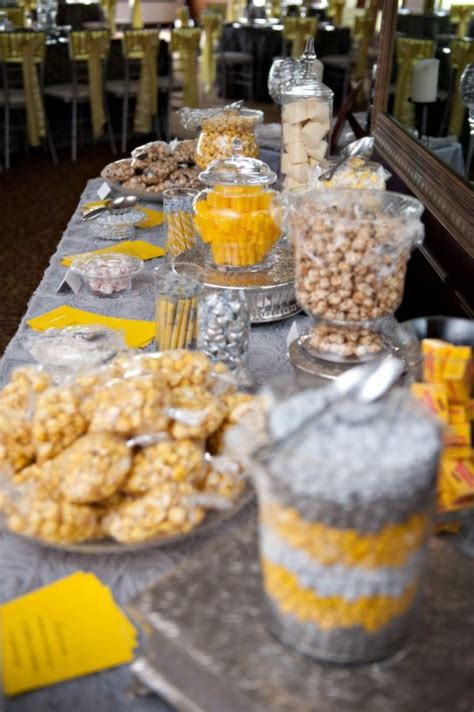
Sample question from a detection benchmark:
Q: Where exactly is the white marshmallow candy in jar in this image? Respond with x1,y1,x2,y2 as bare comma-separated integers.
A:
280,38,333,192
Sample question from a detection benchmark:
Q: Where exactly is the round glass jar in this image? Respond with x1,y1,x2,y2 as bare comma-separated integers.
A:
287,189,424,364
195,107,263,170
194,139,281,271
280,39,333,192
256,389,442,663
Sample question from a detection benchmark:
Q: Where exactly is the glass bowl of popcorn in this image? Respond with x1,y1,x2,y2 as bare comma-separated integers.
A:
71,253,144,297
310,158,390,191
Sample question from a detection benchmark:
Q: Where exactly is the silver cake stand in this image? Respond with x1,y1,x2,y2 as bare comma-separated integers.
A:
175,243,299,324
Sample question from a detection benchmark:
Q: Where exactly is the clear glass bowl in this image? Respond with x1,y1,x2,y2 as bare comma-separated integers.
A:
71,253,144,297
87,209,144,241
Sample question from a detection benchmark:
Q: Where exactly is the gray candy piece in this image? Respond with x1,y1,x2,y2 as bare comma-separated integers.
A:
197,289,250,371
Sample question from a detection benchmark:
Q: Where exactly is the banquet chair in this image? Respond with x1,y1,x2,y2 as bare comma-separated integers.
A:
450,4,474,39
0,31,56,169
171,27,201,107
44,30,116,161
200,10,223,95
448,38,474,137
327,0,345,27
215,48,254,101
283,17,317,59
393,37,434,128
106,29,161,153
101,0,118,34
4,7,25,27
353,0,378,81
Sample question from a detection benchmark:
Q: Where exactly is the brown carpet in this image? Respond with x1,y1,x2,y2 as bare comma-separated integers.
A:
0,144,116,353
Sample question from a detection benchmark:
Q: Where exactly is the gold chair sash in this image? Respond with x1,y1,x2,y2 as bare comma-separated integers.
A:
394,37,434,128
450,4,474,38
327,0,345,26
101,0,117,34
70,31,110,139
172,28,201,107
200,11,222,94
129,0,143,29
448,38,474,136
226,0,245,22
283,17,317,59
4,7,25,27
0,32,46,146
177,6,190,25
124,30,160,134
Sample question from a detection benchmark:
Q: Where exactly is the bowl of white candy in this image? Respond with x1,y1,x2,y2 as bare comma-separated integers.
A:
71,253,144,297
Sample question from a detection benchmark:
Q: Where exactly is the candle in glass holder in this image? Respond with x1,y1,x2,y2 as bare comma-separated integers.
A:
411,58,439,103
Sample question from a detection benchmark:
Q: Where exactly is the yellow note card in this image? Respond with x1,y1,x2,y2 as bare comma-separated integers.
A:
28,305,156,348
137,207,165,229
1,572,137,697
61,240,166,267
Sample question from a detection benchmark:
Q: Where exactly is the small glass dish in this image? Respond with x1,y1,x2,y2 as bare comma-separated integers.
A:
71,253,144,297
87,209,144,241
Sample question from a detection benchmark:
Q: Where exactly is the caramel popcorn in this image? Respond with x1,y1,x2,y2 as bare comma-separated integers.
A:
32,384,87,462
0,366,51,415
200,462,245,500
123,439,205,494
195,111,260,169
102,481,205,544
58,433,132,504
169,385,226,439
0,410,34,472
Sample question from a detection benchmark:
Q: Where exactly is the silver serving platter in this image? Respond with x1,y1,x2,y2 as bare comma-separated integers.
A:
175,243,298,324
1,487,254,555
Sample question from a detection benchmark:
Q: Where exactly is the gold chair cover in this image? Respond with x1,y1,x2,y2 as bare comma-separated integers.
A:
327,0,345,26
4,7,25,27
226,0,246,22
0,31,46,146
101,0,117,34
353,0,378,80
448,38,474,136
124,29,160,134
129,0,143,29
69,31,110,139
283,17,317,58
394,37,434,128
200,11,223,94
172,28,201,107
177,6,190,25
450,4,474,38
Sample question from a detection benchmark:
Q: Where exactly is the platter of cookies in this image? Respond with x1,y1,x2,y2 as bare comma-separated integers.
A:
101,139,201,203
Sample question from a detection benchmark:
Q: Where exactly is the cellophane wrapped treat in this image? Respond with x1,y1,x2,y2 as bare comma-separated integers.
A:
0,351,263,546
310,158,390,191
231,385,442,663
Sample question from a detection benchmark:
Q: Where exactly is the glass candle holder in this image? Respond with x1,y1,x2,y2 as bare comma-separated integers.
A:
154,263,202,351
163,188,199,261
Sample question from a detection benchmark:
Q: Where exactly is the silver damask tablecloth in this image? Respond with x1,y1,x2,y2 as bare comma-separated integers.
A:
0,177,308,712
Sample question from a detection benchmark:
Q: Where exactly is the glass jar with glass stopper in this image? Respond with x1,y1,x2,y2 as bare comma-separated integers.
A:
280,37,333,191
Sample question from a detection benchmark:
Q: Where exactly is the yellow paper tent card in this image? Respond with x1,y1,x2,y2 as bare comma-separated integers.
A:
28,305,156,349
1,572,137,697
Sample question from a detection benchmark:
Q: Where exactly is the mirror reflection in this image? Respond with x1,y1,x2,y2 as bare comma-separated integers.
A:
387,0,474,181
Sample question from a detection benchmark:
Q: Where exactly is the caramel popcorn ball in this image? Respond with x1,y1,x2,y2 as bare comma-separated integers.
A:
102,481,205,544
123,439,204,495
5,483,100,544
58,433,132,504
0,410,34,472
0,366,51,415
32,384,87,462
84,375,170,437
200,463,245,501
169,385,226,439
195,111,260,169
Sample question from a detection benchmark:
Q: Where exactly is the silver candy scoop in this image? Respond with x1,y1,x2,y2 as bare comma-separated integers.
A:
317,136,374,182
81,195,138,221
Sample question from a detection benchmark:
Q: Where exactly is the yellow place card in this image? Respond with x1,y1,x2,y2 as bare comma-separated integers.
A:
136,207,165,229
61,240,166,267
1,572,137,697
28,305,156,348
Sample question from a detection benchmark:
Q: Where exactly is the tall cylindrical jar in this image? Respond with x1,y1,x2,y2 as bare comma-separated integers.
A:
256,389,442,663
280,39,333,191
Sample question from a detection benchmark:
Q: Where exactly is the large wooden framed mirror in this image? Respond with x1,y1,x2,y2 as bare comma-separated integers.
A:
371,0,473,316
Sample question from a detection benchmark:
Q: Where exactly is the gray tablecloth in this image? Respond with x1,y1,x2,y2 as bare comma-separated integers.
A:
0,177,307,712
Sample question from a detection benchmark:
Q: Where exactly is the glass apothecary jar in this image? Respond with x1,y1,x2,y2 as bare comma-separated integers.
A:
280,38,333,191
286,189,424,366
195,106,263,170
255,387,441,663
194,139,281,271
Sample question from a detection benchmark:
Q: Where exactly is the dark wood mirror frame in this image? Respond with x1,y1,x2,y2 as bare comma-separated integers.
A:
371,0,473,316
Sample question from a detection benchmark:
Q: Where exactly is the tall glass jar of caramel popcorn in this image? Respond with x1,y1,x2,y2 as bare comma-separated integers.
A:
285,189,424,371
280,38,333,192
194,139,281,271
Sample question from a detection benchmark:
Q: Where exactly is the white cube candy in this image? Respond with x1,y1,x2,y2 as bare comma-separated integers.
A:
282,122,301,145
283,175,308,191
285,162,309,183
281,152,292,174
305,99,331,128
282,100,308,125
306,140,328,161
300,120,328,149
286,141,308,165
